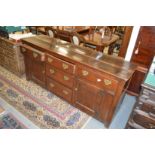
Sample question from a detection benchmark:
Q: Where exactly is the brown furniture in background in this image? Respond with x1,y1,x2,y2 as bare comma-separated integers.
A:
49,26,90,42
83,32,119,53
126,83,155,129
0,37,25,76
118,26,133,58
45,26,132,58
21,35,137,127
127,26,155,95
29,26,46,35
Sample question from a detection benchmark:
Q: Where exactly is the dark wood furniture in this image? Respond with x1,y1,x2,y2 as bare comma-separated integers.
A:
118,26,133,58
127,26,155,96
126,83,155,129
127,57,155,129
56,26,90,34
0,37,25,76
70,32,86,46
21,35,137,127
45,27,57,38
49,26,90,42
29,26,46,35
83,32,119,53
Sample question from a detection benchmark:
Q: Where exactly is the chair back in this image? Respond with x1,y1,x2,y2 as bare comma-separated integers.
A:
71,32,85,46
45,27,57,38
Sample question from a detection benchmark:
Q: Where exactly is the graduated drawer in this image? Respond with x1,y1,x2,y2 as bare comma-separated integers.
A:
46,64,74,88
142,88,155,102
133,109,155,129
47,78,72,103
76,65,118,92
21,46,45,62
46,54,75,74
0,40,16,50
140,102,155,118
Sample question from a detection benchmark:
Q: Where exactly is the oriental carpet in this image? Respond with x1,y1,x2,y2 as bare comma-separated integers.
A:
0,66,90,128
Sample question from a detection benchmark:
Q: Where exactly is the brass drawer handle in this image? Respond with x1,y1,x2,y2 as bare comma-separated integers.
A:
48,57,53,63
50,83,55,88
62,63,69,70
97,78,102,82
63,75,69,81
22,48,26,52
33,52,38,58
148,123,155,129
62,90,69,95
50,69,55,74
75,88,78,91
104,79,112,85
82,70,89,76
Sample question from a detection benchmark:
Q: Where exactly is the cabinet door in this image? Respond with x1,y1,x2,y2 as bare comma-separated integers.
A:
74,79,103,116
97,90,114,125
74,79,114,124
131,27,155,68
31,60,45,87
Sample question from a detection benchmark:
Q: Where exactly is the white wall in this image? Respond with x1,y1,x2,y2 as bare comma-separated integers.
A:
125,26,141,61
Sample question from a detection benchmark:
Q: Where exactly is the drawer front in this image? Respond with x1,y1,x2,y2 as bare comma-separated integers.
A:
76,65,118,92
21,47,45,62
142,88,155,102
31,61,46,87
0,40,16,50
47,78,72,103
30,51,45,62
46,64,74,88
46,55,75,74
141,102,155,118
133,110,155,129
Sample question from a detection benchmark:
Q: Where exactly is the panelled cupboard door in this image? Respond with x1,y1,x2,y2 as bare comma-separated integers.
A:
97,91,114,124
31,60,45,87
74,79,102,116
74,79,113,123
131,26,155,68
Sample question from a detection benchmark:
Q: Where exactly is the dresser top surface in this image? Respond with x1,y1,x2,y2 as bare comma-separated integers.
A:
22,35,137,81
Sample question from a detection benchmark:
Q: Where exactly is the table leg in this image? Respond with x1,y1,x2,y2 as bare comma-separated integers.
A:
96,46,104,52
108,43,115,55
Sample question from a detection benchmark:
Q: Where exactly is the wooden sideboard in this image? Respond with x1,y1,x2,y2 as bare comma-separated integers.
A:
21,35,137,127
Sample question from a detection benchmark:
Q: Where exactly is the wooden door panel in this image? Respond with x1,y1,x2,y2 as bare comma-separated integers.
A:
31,61,45,87
97,91,114,123
131,26,155,68
74,79,102,116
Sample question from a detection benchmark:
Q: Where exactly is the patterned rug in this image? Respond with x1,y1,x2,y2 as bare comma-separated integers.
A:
0,66,90,128
0,105,4,114
0,113,26,129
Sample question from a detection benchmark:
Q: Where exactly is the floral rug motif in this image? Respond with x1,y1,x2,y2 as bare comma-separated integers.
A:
0,66,90,128
0,113,26,129
0,105,4,114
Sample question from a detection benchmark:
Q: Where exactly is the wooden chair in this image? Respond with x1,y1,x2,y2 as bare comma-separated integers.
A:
45,26,57,38
71,32,85,46
84,42,97,50
28,26,46,35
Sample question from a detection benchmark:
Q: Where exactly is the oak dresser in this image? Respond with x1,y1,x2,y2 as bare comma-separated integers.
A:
21,35,137,127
